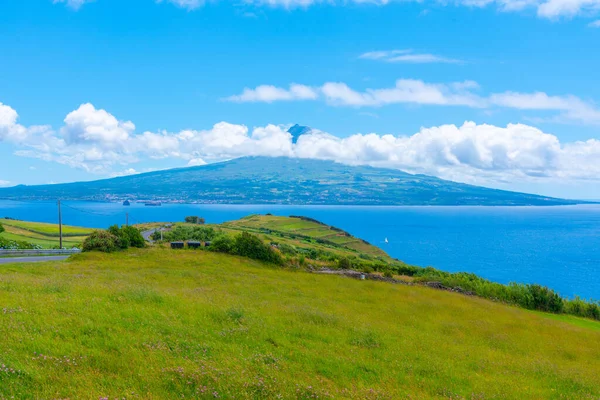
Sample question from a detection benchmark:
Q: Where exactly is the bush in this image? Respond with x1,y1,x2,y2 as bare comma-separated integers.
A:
160,225,217,242
0,237,43,250
338,257,352,270
210,234,235,253
234,232,283,265
362,265,374,274
184,216,205,224
108,225,130,249
383,270,394,278
123,226,145,248
82,230,121,253
0,223,4,234
526,284,564,313
278,243,297,255
106,225,145,249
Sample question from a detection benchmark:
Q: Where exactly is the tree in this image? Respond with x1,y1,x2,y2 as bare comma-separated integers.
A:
0,223,4,234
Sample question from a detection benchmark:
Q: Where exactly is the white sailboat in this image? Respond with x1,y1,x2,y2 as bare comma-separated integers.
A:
384,237,389,244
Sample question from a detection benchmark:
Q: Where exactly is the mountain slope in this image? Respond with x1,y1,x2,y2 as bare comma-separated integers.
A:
0,156,578,205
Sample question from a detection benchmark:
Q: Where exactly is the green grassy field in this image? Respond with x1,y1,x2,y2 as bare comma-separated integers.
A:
1,219,93,236
222,215,391,260
0,219,92,248
0,248,599,399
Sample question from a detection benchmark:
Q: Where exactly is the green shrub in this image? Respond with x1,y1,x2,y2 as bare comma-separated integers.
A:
565,297,599,320
82,230,121,253
184,216,205,224
278,243,298,255
362,265,374,274
383,270,394,278
526,284,564,313
106,225,145,249
210,235,235,253
0,223,4,234
234,232,283,265
338,257,351,269
298,255,306,267
0,237,43,250
161,225,217,242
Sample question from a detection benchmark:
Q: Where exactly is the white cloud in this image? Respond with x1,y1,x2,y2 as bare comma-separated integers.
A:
321,79,483,107
51,0,600,19
3,101,600,190
227,79,483,107
61,103,135,147
155,0,205,10
0,180,10,187
359,49,462,64
490,92,600,124
589,19,600,26
52,0,93,10
0,102,52,145
535,0,600,18
110,168,139,177
188,158,207,166
225,84,319,103
228,79,600,124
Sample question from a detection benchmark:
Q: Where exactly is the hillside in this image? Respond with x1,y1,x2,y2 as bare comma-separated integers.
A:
220,214,391,260
0,219,92,248
0,157,579,206
0,248,598,399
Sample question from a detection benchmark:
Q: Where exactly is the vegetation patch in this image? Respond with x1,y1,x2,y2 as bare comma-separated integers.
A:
0,248,599,398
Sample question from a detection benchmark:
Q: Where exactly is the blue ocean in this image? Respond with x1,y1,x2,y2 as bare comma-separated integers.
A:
1,200,599,300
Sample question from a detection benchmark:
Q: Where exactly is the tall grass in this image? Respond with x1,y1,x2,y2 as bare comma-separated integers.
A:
0,248,599,399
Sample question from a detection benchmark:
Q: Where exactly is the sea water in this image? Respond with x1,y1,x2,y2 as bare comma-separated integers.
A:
1,200,598,300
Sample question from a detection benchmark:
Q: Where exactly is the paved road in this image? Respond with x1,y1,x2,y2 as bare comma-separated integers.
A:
0,256,69,264
141,229,155,243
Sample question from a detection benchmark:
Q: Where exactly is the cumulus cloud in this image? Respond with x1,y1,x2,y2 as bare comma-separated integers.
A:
359,49,462,64
61,103,135,147
228,79,600,125
0,180,10,187
2,101,600,189
588,19,600,26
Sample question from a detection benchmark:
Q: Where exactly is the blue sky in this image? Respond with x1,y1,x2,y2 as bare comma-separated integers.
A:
1,0,599,198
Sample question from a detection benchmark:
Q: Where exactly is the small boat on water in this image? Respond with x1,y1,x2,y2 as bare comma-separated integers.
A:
384,238,389,244
145,201,162,207
123,200,130,206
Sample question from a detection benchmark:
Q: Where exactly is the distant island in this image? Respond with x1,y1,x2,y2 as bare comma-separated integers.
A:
0,156,583,206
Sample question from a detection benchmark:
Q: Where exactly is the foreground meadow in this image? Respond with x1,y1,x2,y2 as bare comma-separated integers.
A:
0,248,599,399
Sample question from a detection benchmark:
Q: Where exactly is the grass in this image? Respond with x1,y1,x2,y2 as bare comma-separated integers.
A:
222,215,390,260
0,219,93,237
0,247,599,399
0,219,92,248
